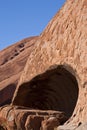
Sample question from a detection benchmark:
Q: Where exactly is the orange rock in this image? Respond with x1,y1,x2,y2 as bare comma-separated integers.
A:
12,0,87,125
0,0,87,129
0,105,67,130
0,36,38,106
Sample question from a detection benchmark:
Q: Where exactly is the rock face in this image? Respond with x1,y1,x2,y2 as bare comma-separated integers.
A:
0,0,87,129
12,0,87,127
12,65,79,119
0,36,38,106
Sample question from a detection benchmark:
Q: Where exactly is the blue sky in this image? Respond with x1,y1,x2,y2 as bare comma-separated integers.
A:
0,0,66,50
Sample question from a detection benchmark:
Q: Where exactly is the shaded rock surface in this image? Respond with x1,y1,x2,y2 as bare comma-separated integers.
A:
12,65,79,120
0,36,38,106
0,105,67,130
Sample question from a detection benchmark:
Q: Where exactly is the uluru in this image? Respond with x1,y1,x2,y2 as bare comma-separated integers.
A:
0,0,87,129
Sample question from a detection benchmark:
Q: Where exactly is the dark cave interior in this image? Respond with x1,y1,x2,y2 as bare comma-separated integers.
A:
13,65,79,119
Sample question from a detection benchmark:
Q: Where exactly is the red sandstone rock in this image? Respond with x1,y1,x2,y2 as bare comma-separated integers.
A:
12,0,87,126
25,116,43,130
0,36,38,106
0,117,8,130
0,106,67,130
0,0,87,129
41,117,60,130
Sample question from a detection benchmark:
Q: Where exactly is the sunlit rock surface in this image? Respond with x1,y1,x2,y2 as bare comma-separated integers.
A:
0,0,87,129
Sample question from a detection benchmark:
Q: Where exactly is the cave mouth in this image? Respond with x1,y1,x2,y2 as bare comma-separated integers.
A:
13,65,79,118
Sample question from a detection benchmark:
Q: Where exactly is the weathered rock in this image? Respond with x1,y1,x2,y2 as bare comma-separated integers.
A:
12,0,87,126
0,105,67,130
0,117,9,130
58,123,77,130
41,111,67,130
0,36,38,106
58,122,87,130
0,0,87,129
41,117,60,130
75,123,87,130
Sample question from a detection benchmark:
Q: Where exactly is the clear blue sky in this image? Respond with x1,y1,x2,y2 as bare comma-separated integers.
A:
0,0,66,50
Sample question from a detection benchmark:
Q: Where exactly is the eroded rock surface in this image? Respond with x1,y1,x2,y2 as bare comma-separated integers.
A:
0,105,67,130
0,36,38,106
12,65,79,120
0,0,87,129
13,0,87,126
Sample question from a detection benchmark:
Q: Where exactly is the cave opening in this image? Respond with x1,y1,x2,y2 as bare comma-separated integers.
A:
13,65,79,119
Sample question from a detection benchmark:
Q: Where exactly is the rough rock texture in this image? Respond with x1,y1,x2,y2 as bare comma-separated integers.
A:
12,0,87,127
0,0,87,129
58,122,87,130
0,105,67,130
76,123,87,130
12,65,79,120
0,36,38,106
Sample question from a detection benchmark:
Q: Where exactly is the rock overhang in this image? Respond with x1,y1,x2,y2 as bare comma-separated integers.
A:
12,65,79,120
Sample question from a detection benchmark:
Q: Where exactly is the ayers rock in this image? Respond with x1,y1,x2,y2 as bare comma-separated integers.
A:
0,0,87,129
0,36,38,105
